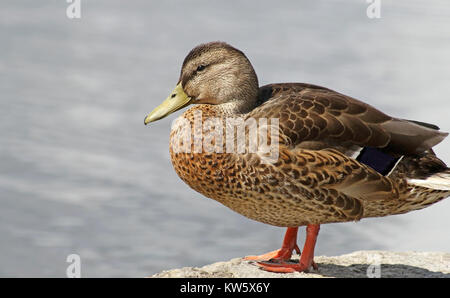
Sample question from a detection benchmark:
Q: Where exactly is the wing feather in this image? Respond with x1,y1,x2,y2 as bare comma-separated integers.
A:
250,83,447,155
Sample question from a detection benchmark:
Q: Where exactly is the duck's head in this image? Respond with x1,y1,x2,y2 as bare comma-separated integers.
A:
144,41,259,124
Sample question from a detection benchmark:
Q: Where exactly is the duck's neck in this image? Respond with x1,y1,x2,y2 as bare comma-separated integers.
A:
216,97,259,116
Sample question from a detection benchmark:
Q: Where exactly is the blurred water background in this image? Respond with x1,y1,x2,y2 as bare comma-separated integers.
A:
0,0,449,277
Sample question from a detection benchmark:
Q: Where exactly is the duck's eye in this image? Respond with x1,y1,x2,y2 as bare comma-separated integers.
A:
196,65,206,72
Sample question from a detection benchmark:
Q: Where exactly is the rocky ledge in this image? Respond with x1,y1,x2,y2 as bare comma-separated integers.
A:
152,251,450,278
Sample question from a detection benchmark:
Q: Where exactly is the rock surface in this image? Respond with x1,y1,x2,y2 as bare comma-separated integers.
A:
152,251,450,278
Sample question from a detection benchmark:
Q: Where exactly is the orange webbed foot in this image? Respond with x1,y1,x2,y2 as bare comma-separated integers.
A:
244,227,300,262
256,259,318,273
244,244,300,262
245,224,320,274
257,261,308,273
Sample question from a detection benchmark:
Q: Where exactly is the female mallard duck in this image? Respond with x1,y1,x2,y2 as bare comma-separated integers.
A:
144,41,450,273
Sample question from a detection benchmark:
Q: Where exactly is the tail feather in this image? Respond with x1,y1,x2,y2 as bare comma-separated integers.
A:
408,170,450,191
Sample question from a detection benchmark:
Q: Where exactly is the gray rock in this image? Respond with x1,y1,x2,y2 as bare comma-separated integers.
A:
152,250,450,278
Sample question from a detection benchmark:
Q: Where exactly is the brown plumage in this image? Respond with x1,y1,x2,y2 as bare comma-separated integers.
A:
145,41,450,273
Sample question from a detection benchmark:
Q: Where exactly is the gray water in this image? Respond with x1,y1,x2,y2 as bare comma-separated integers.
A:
1,0,449,277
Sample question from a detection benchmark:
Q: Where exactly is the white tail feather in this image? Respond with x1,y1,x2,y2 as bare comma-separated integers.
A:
408,172,450,191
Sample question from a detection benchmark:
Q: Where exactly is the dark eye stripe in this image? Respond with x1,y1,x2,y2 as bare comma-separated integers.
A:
181,63,214,86
196,65,206,71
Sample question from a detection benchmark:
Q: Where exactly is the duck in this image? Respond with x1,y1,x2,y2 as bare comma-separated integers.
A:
144,41,450,273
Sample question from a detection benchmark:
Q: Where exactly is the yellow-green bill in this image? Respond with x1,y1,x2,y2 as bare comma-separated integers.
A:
144,83,192,124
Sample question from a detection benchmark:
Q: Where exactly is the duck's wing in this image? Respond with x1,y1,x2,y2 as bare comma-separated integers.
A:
280,147,400,203
249,83,448,203
251,83,448,155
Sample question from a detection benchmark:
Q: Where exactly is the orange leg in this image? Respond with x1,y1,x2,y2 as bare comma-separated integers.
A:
255,224,320,273
244,227,300,261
